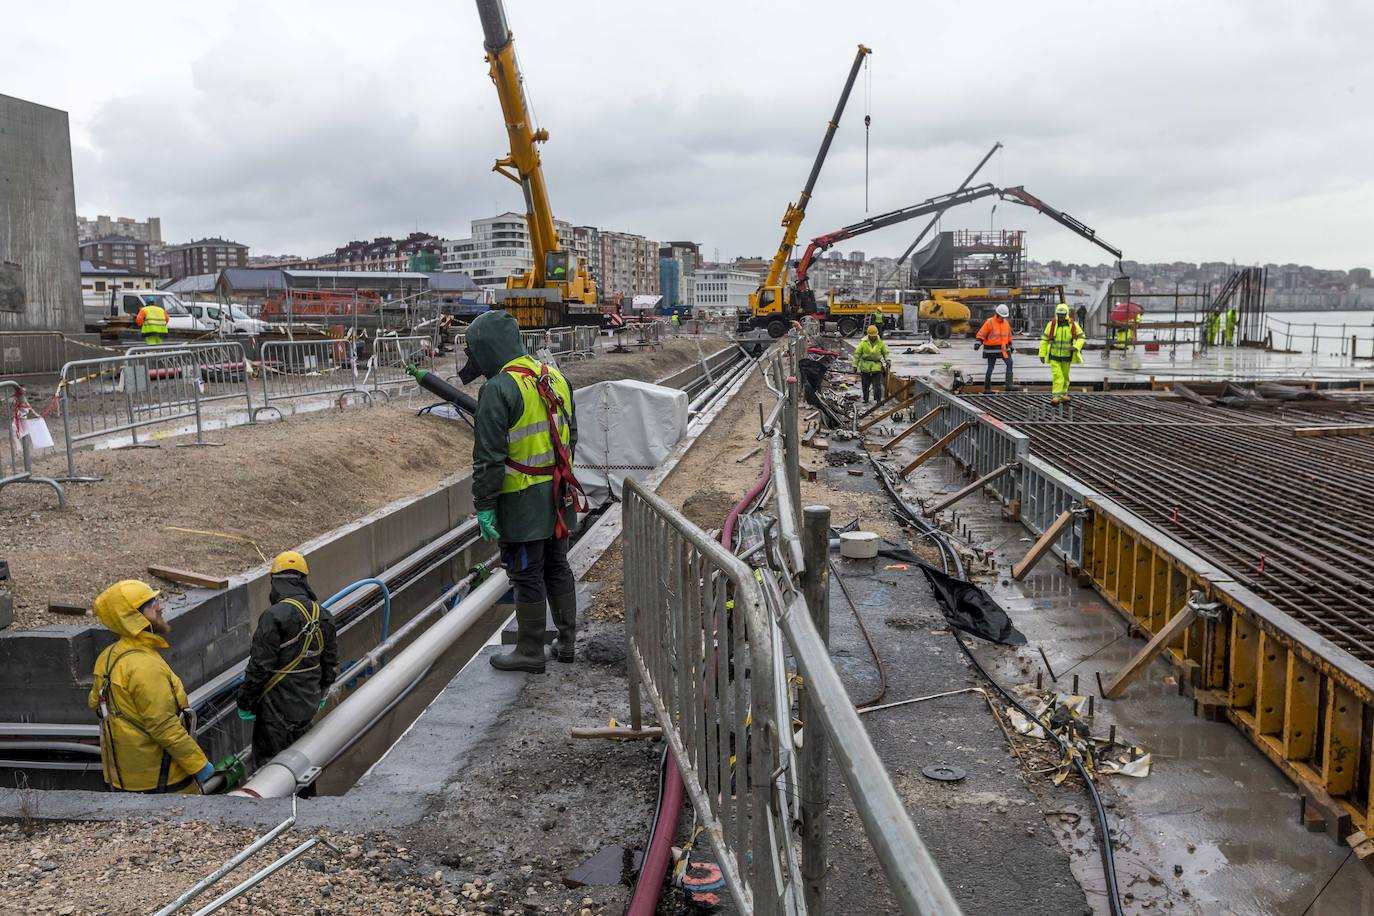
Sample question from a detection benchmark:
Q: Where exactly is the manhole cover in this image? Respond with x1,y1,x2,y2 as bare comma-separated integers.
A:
922,764,966,783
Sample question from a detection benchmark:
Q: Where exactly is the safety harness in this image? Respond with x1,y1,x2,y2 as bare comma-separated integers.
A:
94,646,194,793
501,363,588,539
260,597,324,697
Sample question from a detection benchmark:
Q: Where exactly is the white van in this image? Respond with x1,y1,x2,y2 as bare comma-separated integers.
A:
106,290,216,333
185,301,270,335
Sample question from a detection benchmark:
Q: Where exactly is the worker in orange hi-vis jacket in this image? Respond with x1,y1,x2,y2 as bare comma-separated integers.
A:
974,303,1015,393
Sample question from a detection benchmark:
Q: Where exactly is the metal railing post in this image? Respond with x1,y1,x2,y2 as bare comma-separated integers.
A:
800,504,832,915
784,376,802,530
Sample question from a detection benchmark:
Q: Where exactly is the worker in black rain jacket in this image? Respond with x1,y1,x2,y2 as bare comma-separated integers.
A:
236,551,338,773
460,309,586,674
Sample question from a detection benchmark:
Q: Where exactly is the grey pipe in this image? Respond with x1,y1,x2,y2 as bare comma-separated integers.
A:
234,571,510,798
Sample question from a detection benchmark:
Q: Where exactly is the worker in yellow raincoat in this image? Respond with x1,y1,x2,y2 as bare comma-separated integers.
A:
1038,303,1085,406
88,580,215,793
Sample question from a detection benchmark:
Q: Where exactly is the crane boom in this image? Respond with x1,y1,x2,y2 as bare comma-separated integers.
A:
794,183,1002,292
477,0,559,287
998,186,1123,263
878,141,1001,293
761,44,872,292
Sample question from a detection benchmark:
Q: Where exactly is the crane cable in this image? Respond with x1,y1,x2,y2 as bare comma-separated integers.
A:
863,53,872,212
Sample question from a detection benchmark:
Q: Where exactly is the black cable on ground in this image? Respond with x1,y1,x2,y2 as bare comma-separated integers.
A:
868,450,1126,916
827,559,889,708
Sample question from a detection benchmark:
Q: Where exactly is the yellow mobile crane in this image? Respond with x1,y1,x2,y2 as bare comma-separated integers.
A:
476,0,597,328
741,44,871,338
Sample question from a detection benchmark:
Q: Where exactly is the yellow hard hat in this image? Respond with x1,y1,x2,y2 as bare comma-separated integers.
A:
270,550,309,576
1056,302,1070,315
866,324,879,336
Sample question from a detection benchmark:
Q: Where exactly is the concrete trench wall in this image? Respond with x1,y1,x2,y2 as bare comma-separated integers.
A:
0,471,478,727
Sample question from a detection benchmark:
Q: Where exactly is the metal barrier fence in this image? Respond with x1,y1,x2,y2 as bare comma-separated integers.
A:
624,335,962,915
369,335,434,394
907,381,1087,560
623,478,781,913
0,381,65,507
256,339,369,420
58,349,213,481
129,341,256,418
0,331,68,377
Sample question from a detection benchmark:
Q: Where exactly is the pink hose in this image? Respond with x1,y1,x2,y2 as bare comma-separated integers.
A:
627,455,773,916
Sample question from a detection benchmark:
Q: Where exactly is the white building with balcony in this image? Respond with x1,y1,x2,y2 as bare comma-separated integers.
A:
442,213,574,289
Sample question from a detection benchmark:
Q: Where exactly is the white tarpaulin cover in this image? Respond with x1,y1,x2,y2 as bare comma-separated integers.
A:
574,379,688,506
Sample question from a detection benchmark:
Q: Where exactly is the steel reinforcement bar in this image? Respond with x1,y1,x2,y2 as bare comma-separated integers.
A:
907,381,1374,840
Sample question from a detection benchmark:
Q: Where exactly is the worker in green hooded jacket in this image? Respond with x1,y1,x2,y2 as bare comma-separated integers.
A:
461,310,584,673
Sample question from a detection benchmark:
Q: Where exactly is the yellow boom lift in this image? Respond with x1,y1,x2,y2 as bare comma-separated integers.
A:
741,44,872,338
476,0,597,328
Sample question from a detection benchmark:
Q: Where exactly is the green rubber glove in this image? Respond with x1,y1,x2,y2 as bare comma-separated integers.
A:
476,509,500,542
318,697,327,710
237,708,256,722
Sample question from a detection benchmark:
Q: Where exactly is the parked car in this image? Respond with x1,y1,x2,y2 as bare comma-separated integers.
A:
185,301,269,335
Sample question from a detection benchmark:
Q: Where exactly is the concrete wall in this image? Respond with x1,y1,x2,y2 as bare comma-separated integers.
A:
0,95,82,334
0,472,477,726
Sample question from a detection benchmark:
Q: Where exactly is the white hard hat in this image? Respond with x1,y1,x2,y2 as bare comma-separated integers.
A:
995,304,1010,318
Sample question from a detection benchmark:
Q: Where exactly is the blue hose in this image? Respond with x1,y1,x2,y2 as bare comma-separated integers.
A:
323,577,392,640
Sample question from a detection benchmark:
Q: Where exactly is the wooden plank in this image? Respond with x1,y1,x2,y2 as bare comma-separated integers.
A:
1103,602,1198,699
924,463,1016,516
1294,425,1374,439
898,420,973,479
47,599,89,617
1012,509,1074,581
857,396,915,433
148,565,230,589
880,407,943,452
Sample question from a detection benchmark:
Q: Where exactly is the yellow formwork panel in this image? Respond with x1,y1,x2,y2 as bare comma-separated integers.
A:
1070,507,1374,838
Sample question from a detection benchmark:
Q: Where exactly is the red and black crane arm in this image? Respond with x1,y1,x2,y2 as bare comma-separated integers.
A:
998,186,1123,264
793,183,1003,292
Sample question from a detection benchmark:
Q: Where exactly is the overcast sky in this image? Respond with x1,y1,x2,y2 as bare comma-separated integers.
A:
9,0,1373,268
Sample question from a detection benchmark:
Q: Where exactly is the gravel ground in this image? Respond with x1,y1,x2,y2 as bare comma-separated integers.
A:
403,623,660,916
0,819,512,916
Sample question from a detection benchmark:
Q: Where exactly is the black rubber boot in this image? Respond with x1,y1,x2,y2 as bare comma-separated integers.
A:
549,592,578,663
490,601,548,673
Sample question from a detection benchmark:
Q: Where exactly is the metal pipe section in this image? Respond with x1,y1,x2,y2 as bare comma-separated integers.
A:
153,797,297,916
687,352,753,415
234,570,510,798
778,594,965,916
190,837,326,916
325,575,474,703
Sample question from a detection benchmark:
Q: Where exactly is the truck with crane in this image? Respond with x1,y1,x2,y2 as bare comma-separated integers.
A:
474,0,598,329
739,44,872,338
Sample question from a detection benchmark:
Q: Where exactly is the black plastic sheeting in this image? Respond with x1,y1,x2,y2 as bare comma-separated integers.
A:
918,563,1026,646
831,530,1026,646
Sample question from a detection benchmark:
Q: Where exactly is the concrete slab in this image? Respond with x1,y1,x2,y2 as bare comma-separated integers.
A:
814,465,1090,916
895,438,1374,915
889,339,1374,389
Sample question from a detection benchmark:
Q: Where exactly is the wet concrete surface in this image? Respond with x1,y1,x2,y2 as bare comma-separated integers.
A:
892,439,1374,916
814,464,1090,916
887,338,1374,388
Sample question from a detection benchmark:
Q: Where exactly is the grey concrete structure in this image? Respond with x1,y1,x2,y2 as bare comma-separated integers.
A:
0,95,82,333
